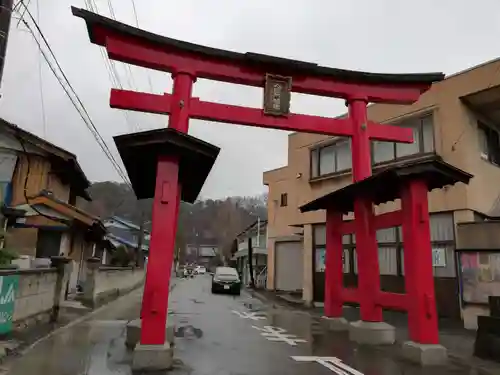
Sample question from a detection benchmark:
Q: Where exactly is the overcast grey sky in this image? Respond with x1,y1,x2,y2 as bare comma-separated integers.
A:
0,0,499,199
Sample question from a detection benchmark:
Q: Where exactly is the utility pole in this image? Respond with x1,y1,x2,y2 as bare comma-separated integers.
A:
0,0,13,92
247,236,255,288
136,210,146,267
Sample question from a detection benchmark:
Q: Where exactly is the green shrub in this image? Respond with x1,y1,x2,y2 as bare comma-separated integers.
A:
0,229,18,266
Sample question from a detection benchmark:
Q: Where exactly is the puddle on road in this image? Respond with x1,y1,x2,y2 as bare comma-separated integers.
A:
242,300,267,313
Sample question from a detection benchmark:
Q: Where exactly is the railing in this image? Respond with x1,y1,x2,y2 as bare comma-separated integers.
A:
255,266,267,289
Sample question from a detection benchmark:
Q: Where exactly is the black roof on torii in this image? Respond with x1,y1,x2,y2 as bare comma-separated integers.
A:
72,6,444,86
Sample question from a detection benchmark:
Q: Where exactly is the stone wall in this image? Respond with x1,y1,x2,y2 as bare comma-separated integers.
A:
0,268,59,331
82,260,145,307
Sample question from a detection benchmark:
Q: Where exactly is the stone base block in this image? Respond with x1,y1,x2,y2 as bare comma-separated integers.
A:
132,342,173,371
126,320,141,349
126,319,176,350
348,321,395,345
321,316,349,331
401,341,448,366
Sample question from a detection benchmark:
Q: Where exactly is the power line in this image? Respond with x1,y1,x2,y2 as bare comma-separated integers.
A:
108,0,163,129
107,0,116,20
85,0,137,132
130,0,139,27
88,0,141,131
15,0,30,27
15,1,131,185
35,0,46,138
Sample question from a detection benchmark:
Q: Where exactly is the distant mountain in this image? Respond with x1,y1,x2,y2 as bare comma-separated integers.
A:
85,181,267,258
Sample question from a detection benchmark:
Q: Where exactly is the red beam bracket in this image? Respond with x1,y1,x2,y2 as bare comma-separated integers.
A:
110,88,173,115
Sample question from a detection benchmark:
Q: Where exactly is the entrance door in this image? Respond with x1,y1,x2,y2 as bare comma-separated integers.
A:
275,241,303,292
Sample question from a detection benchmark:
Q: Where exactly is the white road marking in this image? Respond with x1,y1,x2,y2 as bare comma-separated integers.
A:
291,356,364,375
232,310,266,320
252,325,307,346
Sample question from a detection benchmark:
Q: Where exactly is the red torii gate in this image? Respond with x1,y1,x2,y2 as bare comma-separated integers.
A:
72,7,444,346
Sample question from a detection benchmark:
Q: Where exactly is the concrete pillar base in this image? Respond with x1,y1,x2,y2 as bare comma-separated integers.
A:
348,320,395,345
132,342,173,371
126,320,141,349
401,341,448,366
321,316,349,331
126,319,176,349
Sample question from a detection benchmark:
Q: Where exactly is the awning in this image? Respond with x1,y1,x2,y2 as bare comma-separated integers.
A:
8,190,105,236
233,248,268,259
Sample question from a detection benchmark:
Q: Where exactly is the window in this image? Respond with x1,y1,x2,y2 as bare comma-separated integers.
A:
311,139,352,178
280,193,288,207
478,122,500,165
371,115,434,164
310,115,434,178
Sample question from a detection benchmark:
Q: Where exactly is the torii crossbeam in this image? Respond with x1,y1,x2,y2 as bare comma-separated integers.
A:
72,6,444,347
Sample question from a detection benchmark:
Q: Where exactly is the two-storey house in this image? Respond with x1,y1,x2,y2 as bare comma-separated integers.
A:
103,216,150,264
0,118,109,294
263,58,500,326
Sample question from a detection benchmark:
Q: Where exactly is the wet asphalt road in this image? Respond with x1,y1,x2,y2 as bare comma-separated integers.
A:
2,276,488,375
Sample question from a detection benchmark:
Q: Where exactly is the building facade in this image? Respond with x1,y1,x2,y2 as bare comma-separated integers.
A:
264,58,500,323
0,118,108,294
184,241,220,272
232,219,268,288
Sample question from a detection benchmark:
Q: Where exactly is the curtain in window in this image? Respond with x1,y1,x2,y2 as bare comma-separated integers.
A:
396,121,420,157
319,145,335,175
422,116,435,152
310,149,319,177
376,227,397,243
342,234,350,244
313,224,326,246
429,213,454,241
353,248,358,274
343,249,350,273
373,141,394,163
336,141,352,171
378,246,397,275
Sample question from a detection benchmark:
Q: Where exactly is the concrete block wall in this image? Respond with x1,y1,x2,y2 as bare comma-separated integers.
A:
95,267,145,296
82,264,145,307
0,269,59,329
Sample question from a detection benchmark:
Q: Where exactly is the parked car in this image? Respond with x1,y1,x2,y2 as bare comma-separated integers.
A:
211,267,241,295
195,265,206,275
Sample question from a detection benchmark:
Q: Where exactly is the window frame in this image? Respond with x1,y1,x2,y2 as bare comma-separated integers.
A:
279,193,288,207
478,122,500,166
310,114,435,180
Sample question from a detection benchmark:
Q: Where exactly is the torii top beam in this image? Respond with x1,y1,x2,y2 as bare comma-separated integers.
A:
71,6,444,105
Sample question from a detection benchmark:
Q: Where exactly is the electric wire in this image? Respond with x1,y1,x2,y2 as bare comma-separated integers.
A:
130,0,139,27
85,0,138,131
15,1,131,186
35,0,46,138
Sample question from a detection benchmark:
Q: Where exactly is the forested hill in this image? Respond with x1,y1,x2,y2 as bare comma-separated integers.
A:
84,181,267,257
